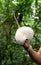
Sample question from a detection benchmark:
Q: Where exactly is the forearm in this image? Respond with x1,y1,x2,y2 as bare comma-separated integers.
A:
27,46,41,64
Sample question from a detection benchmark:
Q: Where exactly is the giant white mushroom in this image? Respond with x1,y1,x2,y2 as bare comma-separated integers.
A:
15,26,34,45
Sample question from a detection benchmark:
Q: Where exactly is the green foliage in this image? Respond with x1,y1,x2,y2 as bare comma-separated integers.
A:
0,0,41,65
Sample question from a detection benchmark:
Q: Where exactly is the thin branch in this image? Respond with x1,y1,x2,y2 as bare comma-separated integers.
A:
13,11,20,28
1,17,8,25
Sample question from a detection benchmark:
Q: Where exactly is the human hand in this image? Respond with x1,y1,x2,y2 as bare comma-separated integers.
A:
23,39,30,51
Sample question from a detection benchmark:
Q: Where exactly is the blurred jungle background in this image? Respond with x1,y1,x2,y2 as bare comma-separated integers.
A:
0,0,41,65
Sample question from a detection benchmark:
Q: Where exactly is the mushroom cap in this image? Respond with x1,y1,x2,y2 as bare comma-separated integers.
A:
15,26,34,45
